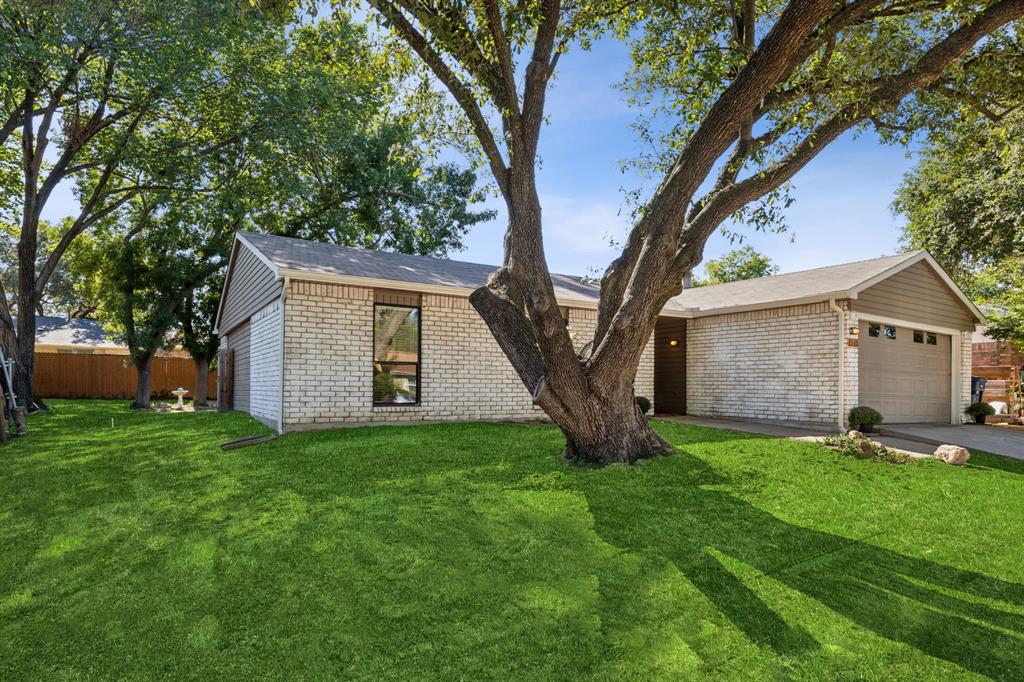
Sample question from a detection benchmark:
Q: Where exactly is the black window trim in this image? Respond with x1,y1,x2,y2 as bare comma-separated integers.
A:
372,301,422,407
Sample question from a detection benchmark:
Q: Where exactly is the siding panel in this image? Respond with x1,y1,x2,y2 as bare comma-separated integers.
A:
232,322,251,413
219,242,282,335
853,261,975,330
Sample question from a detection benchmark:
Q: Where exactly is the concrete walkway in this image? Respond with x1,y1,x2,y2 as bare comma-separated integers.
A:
656,414,833,439
657,415,942,458
879,424,1024,460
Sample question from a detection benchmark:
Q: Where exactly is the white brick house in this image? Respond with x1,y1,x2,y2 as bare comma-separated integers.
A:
215,232,983,433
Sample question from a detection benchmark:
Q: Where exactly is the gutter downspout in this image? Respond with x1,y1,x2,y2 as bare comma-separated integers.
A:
828,298,845,432
277,276,289,435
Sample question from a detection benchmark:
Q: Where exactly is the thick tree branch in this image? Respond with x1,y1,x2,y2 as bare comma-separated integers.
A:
682,0,1024,266
482,0,521,118
591,0,837,368
370,0,510,196
34,105,149,295
519,0,560,156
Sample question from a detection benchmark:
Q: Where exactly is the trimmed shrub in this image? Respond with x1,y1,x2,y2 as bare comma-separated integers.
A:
635,396,652,415
848,405,883,431
964,402,996,418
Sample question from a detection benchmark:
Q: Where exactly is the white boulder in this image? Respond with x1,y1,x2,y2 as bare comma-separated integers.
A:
934,444,971,466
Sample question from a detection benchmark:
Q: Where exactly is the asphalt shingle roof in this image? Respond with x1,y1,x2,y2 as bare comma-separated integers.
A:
238,232,932,316
34,316,121,348
667,251,923,314
239,231,604,304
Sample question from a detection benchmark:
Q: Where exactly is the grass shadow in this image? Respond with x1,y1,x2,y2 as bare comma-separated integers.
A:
581,447,1024,679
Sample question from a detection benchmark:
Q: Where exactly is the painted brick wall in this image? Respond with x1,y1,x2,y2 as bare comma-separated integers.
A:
281,280,655,430
841,305,859,427
959,330,972,423
686,301,841,425
283,282,374,427
249,300,282,429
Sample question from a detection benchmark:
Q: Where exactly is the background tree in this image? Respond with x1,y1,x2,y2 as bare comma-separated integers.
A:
969,259,1024,352
895,107,1024,353
176,278,222,408
337,0,1024,463
72,197,225,409
695,246,779,286
0,0,254,408
894,112,1024,279
1,220,93,318
63,11,493,407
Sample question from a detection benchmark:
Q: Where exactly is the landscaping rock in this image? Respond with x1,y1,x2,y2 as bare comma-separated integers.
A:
934,444,970,465
848,430,865,439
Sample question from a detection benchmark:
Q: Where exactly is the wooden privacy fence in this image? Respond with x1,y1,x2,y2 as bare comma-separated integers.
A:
34,353,217,400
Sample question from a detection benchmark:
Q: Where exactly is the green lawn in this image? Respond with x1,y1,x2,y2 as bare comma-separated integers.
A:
2,401,1023,680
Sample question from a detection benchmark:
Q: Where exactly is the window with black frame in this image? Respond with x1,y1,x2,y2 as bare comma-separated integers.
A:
373,304,420,405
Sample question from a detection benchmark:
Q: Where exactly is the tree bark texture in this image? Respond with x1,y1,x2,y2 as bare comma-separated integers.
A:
133,354,153,409
470,194,675,464
193,356,210,407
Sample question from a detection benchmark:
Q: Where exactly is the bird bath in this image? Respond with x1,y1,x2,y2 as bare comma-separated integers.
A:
172,387,189,410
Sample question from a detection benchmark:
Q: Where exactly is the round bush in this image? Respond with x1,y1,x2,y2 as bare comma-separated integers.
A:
965,401,995,417
848,405,883,428
635,396,652,415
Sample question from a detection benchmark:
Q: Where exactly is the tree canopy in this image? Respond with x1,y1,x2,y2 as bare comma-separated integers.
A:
895,108,1024,352
894,112,1024,279
695,246,779,286
2,2,492,409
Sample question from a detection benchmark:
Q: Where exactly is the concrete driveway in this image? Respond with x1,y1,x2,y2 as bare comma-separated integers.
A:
879,424,1024,460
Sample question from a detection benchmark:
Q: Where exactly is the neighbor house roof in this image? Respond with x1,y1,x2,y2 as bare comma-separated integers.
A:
35,315,124,351
234,232,983,322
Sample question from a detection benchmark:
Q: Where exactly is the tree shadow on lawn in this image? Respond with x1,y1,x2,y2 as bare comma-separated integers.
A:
6,409,1024,679
581,444,1024,679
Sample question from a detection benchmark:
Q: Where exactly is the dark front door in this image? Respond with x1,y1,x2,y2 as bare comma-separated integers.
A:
654,316,687,414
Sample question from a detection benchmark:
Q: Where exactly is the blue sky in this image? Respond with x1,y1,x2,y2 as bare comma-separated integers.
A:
41,34,917,280
457,37,918,279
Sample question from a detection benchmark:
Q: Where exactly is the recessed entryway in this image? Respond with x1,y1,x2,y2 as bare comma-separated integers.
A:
654,316,686,415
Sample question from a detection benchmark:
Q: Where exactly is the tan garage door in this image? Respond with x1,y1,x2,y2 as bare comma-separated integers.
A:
858,322,951,423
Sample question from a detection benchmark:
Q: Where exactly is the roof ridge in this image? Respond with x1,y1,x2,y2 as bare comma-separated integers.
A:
688,250,920,292
240,230,592,283
242,231,502,271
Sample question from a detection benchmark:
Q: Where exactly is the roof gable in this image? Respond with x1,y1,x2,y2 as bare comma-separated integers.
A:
214,237,282,334
851,256,982,328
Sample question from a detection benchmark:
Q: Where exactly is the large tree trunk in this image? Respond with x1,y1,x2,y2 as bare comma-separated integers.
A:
133,354,153,409
471,184,676,465
193,356,209,407
559,380,675,464
15,235,39,411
